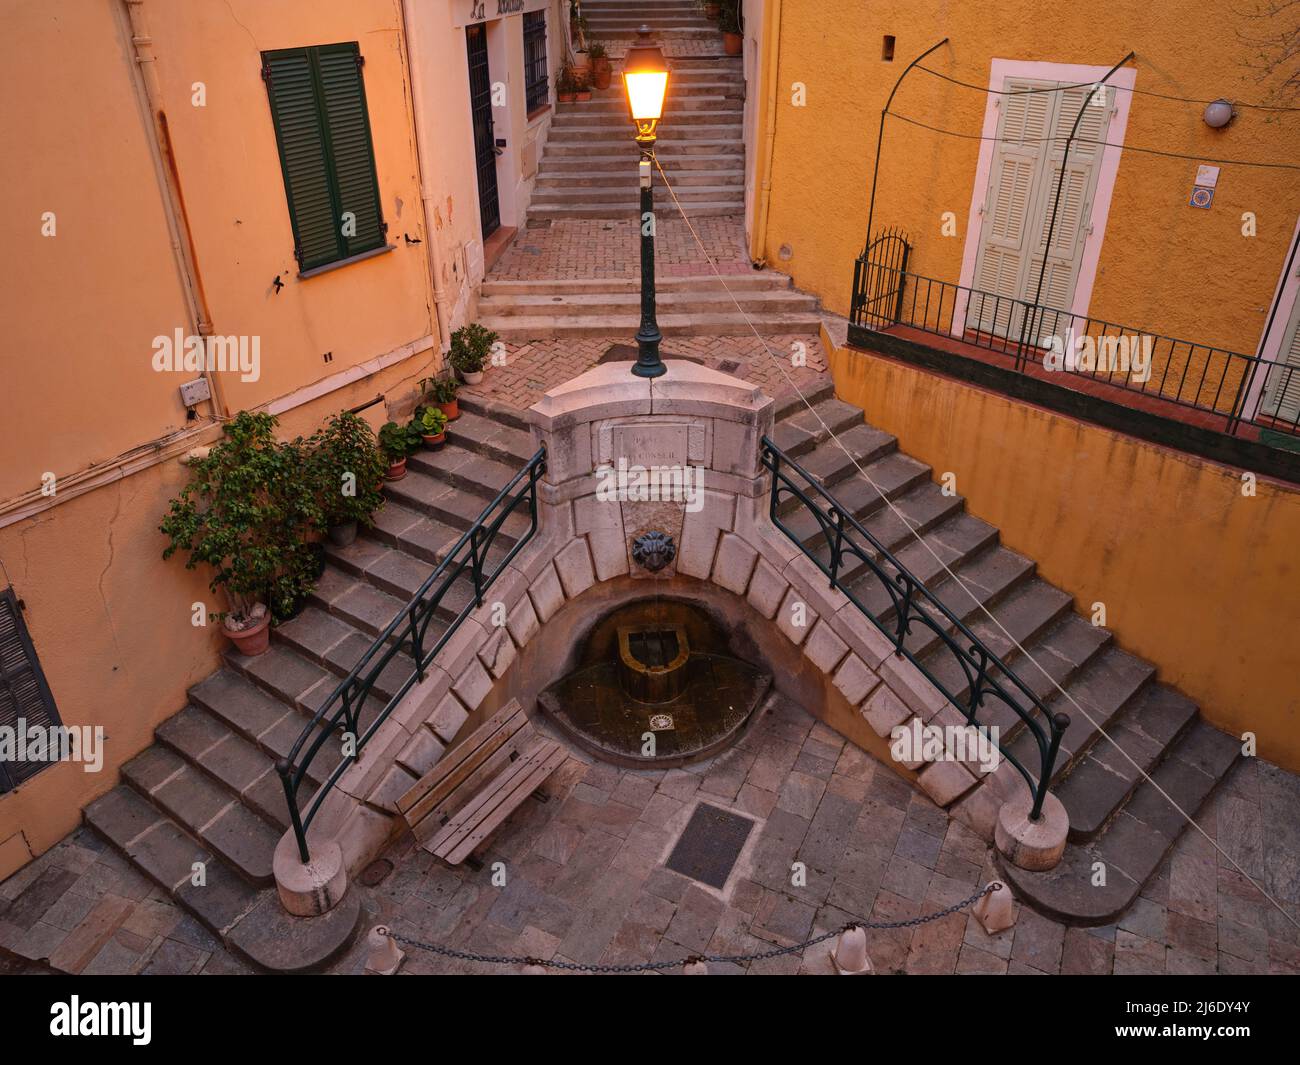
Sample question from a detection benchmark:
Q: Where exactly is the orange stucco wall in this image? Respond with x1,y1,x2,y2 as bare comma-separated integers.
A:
827,332,1300,772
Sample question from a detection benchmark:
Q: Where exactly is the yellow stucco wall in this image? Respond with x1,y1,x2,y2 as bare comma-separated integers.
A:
758,1,1300,358
827,333,1300,771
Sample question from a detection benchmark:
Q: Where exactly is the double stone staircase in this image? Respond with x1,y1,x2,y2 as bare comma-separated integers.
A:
82,374,1239,971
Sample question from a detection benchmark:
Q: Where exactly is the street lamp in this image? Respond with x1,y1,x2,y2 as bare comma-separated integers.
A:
622,26,670,379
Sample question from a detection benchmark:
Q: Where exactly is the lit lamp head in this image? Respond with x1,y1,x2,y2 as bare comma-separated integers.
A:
622,25,669,149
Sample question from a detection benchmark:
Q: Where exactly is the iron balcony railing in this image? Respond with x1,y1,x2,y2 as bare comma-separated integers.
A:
277,447,547,863
760,437,1069,820
850,232,1300,441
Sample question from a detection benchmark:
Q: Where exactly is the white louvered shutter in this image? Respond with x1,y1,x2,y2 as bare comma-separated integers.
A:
1262,295,1300,426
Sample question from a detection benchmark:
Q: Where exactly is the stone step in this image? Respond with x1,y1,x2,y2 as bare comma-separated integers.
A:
482,310,824,340
458,391,533,432
536,168,745,188
120,744,280,887
780,449,930,538
526,201,744,220
553,103,742,123
481,274,786,297
531,184,744,205
539,152,744,172
407,442,523,494
549,123,742,142
370,501,466,565
442,408,537,464
542,139,744,157
558,96,743,115
771,378,837,419
771,397,867,457
479,288,812,319
782,422,900,494
381,467,532,537
83,784,361,970
1054,683,1201,842
998,720,1240,925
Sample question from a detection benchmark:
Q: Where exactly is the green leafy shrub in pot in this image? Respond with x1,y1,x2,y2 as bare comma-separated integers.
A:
420,374,460,421
160,411,323,653
378,420,420,481
449,323,498,384
310,410,385,547
414,405,449,449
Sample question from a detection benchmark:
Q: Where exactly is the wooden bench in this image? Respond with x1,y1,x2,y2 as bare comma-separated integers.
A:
396,699,565,866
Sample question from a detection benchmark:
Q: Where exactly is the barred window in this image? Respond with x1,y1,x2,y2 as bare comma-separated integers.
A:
523,11,549,115
0,588,64,794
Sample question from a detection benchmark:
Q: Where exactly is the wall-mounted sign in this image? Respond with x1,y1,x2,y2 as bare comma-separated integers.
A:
455,0,548,28
1196,164,1221,188
1189,185,1215,209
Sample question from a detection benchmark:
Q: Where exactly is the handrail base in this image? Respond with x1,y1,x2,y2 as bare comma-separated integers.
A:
274,831,349,916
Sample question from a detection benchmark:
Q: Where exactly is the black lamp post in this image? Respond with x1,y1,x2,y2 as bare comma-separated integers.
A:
622,27,670,379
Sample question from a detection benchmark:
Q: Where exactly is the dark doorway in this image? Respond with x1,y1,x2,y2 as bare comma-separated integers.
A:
466,24,500,239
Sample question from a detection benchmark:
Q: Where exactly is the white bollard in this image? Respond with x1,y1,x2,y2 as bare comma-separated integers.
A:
684,959,710,975
831,926,873,975
972,881,1017,935
364,925,405,975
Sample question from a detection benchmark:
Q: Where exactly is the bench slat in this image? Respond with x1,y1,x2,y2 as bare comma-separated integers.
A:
397,700,527,819
410,731,535,844
442,744,566,865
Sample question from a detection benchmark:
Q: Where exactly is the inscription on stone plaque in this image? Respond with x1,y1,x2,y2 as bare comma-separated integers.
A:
612,423,688,467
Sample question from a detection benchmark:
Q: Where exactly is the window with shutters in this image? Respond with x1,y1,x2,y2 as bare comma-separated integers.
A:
0,589,64,794
1261,292,1300,427
523,12,549,116
970,78,1113,342
261,43,388,274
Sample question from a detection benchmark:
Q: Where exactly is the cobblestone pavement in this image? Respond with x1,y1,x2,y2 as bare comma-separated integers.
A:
465,333,830,412
334,695,1300,976
3,695,1297,974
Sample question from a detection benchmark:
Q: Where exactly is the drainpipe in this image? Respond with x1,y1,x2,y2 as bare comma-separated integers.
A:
400,0,454,352
120,0,228,419
748,0,782,267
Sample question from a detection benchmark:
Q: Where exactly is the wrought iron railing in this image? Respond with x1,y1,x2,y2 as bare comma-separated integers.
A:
849,233,1300,441
760,437,1068,820
277,447,547,862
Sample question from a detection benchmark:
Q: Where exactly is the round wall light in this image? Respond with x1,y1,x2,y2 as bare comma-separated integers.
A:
1203,99,1235,129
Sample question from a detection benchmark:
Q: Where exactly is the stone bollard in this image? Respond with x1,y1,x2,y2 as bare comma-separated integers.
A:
683,958,710,975
972,881,1017,935
831,926,873,975
364,926,404,975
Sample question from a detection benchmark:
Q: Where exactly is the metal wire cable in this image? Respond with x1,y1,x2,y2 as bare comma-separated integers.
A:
650,156,1300,935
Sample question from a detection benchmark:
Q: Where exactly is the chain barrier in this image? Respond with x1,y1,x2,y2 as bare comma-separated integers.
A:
381,882,996,973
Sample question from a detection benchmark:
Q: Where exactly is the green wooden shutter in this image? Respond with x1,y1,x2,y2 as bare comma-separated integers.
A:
0,589,64,793
262,43,386,272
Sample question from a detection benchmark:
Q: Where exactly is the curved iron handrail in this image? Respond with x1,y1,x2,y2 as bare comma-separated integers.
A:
277,447,547,862
760,437,1068,819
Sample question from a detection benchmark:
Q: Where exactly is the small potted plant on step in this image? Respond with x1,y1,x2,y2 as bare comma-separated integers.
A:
415,405,449,450
556,65,579,104
421,374,460,421
574,67,592,102
720,0,743,55
588,41,612,90
160,411,323,655
310,410,386,548
702,0,722,19
449,322,498,384
379,420,416,481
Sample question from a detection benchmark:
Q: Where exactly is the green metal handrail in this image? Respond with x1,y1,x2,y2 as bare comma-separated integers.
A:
276,447,547,862
761,437,1068,819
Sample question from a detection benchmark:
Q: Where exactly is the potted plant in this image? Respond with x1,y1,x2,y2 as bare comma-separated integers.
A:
588,41,611,90
556,66,579,104
574,68,592,102
701,0,722,18
720,0,742,55
160,411,323,655
379,420,415,481
421,374,460,421
310,410,386,548
449,322,498,384
415,406,449,450
569,2,588,50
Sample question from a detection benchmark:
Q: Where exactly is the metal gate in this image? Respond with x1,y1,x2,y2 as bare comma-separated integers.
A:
851,228,911,330
466,24,500,239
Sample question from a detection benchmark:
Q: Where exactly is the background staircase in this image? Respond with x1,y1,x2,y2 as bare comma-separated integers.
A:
582,0,719,42
82,374,1239,965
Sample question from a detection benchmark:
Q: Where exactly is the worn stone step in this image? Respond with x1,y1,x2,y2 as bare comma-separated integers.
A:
531,184,745,205
370,501,464,564
479,288,811,318
222,642,331,712
771,378,837,419
446,408,537,464
780,449,927,535
770,397,865,458
1055,684,1200,842
553,106,742,125
999,720,1240,925
536,169,745,189
526,201,745,221
549,123,741,142
555,97,742,117
538,152,743,172
854,480,967,561
481,275,784,298
458,391,533,431
121,746,279,886
381,468,532,537
482,310,824,339
407,443,523,495
542,139,744,156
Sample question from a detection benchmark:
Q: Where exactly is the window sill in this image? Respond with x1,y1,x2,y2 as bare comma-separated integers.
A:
526,102,552,124
298,243,395,280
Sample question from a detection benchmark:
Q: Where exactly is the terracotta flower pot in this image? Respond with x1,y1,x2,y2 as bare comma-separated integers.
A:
558,90,576,104
723,31,742,56
224,613,270,656
385,457,408,481
706,3,721,17
437,398,460,421
592,59,612,90
575,89,592,102
422,432,446,451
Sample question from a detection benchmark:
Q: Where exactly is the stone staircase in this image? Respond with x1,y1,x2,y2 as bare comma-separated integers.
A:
530,55,745,221
581,0,719,41
82,374,1239,964
478,274,821,340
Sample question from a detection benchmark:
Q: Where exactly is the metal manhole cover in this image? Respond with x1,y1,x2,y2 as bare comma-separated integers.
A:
665,803,755,889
